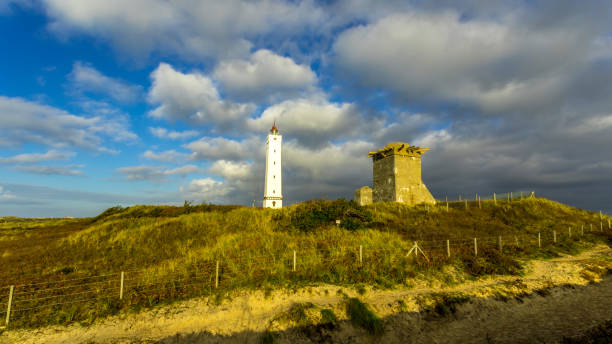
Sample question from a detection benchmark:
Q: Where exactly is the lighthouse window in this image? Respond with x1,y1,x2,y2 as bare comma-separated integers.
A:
274,149,276,152
273,190,275,194
274,161,276,165
273,175,275,179
273,201,276,206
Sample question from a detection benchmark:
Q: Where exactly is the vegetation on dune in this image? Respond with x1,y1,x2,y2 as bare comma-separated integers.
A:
0,197,609,329
345,297,384,335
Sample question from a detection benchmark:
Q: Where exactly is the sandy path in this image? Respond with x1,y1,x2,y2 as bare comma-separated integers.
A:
2,245,610,344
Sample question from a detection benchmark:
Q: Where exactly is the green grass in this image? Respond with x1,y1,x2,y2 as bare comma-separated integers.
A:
320,308,337,324
345,297,385,335
0,197,609,329
417,292,471,318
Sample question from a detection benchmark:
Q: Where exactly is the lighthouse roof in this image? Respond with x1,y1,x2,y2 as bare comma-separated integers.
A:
270,122,279,134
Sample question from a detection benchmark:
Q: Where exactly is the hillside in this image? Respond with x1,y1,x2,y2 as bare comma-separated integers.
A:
0,197,610,330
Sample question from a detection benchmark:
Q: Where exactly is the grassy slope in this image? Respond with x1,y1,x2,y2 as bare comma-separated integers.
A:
0,197,609,328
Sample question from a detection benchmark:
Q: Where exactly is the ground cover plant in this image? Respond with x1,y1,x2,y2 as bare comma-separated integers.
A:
0,197,609,329
345,297,385,335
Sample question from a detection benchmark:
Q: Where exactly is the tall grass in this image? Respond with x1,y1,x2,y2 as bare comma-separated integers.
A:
0,197,609,329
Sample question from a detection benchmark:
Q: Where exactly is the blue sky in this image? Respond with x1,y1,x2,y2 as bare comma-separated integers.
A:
1,0,612,217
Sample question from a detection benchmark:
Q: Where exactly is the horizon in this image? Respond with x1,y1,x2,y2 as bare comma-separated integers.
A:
1,1,612,217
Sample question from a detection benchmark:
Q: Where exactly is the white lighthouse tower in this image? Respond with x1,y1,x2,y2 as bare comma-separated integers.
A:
263,122,282,208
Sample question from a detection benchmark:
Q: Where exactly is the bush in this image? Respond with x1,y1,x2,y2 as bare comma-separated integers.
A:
320,309,337,324
346,298,384,335
420,293,470,317
460,249,523,276
275,199,372,232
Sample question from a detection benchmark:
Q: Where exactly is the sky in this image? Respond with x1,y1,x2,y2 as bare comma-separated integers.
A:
0,0,611,217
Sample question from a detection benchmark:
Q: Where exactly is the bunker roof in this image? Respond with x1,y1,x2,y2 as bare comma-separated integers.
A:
368,142,429,160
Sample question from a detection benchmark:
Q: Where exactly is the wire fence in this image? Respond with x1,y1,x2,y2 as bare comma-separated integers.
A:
2,219,610,329
444,190,536,202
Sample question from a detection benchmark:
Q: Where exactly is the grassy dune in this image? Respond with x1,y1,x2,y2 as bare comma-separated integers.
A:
0,197,609,328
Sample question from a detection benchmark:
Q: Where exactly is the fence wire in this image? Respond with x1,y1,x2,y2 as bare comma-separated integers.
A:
1,224,609,328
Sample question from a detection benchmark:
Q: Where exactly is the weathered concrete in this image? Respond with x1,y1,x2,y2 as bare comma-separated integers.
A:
355,142,435,206
354,186,372,206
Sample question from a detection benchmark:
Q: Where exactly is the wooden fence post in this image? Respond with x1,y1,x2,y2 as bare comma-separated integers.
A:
359,245,363,266
465,200,468,210
538,232,541,248
494,192,497,206
498,236,503,253
215,261,219,288
568,227,571,238
590,224,593,232
446,240,450,258
553,230,557,243
5,285,14,327
293,250,297,272
515,236,519,247
478,196,481,209
474,238,478,256
119,271,124,300
601,221,604,232
581,225,584,236
510,192,513,201
609,219,611,229
459,194,462,201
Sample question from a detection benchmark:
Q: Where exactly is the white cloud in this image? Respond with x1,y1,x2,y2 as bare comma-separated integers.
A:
333,11,593,113
149,127,199,140
68,61,142,103
12,164,83,176
42,0,326,60
148,63,254,125
185,136,260,161
248,98,362,148
165,165,200,176
208,160,252,180
143,149,192,163
0,186,16,200
180,138,374,205
0,96,136,151
116,164,200,181
0,149,74,164
180,177,231,202
214,49,317,102
283,139,371,184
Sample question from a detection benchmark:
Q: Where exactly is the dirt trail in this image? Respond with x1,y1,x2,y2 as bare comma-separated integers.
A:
2,245,611,344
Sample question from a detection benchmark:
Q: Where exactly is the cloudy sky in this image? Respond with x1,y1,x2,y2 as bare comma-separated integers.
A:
1,0,611,217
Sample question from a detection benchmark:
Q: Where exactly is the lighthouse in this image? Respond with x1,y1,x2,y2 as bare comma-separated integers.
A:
263,122,282,208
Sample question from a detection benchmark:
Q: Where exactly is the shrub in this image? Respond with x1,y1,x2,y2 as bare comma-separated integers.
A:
260,331,277,344
320,309,337,324
275,199,372,232
460,249,522,277
419,293,470,317
346,298,384,335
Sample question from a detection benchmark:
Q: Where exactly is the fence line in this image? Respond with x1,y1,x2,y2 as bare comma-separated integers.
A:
2,222,609,328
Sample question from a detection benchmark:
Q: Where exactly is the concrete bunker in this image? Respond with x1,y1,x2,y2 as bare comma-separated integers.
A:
355,142,435,206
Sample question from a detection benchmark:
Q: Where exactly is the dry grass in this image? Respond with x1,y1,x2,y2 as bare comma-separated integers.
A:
0,197,609,328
